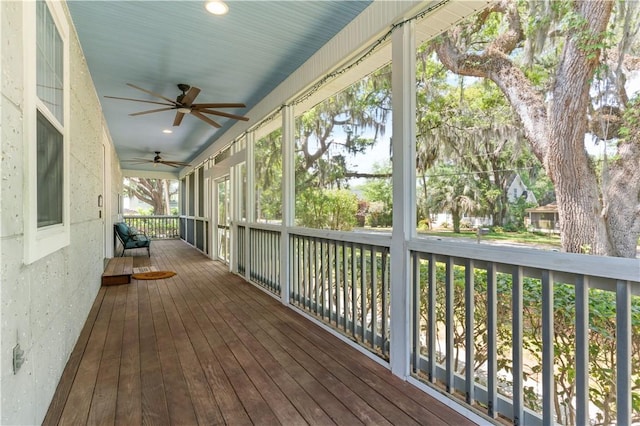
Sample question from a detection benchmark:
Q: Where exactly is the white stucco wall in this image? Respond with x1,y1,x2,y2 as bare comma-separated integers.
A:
0,1,121,424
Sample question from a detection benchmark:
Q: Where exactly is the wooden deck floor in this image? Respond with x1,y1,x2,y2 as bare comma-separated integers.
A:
44,240,475,426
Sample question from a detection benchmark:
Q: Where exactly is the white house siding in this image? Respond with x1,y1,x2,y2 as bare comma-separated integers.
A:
507,174,537,204
0,1,120,424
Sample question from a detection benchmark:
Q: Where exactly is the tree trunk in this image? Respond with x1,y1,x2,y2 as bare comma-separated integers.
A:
547,1,614,255
452,209,461,233
603,125,640,257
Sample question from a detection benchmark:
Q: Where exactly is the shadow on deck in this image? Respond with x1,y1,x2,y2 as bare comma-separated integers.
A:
44,240,475,425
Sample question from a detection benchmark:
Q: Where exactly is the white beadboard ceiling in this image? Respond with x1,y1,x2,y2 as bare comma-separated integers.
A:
66,0,489,175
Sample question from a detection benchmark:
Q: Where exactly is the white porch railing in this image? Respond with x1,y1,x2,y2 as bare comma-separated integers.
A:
123,215,179,239
232,224,639,424
408,239,639,425
179,216,209,254
289,229,391,359
239,223,281,295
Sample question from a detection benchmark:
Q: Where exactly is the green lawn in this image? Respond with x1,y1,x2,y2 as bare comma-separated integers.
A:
419,229,562,249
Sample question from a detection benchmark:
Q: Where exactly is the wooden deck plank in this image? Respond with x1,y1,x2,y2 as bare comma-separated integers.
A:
204,261,471,426
229,300,401,425
116,274,142,425
87,283,128,424
45,240,477,426
196,264,402,425
57,287,116,425
227,270,473,426
190,277,354,425
181,276,320,425
159,258,264,425
42,288,106,426
155,278,225,425
137,275,171,425
156,258,255,425
145,278,199,425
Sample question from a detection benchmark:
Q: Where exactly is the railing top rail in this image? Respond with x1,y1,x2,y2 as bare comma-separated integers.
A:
123,215,180,219
408,238,640,283
234,222,393,247
178,215,209,221
237,221,284,233
288,226,392,247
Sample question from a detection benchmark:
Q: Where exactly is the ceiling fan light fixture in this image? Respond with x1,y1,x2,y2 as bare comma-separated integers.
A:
205,0,228,15
177,107,192,114
162,129,173,134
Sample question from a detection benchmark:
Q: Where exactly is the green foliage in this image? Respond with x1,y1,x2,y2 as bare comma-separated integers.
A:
618,95,640,141
295,188,358,231
507,196,537,231
522,170,555,206
422,163,480,233
417,259,640,424
359,163,393,228
255,128,283,222
414,57,540,226
294,65,391,194
136,207,153,216
561,10,615,61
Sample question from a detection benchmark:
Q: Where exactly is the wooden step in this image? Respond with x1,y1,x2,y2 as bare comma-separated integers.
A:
101,257,133,286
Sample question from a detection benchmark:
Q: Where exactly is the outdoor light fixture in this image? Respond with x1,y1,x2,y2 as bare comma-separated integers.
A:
205,0,229,15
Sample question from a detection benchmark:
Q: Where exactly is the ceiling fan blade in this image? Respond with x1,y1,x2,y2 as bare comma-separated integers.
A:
104,96,173,106
194,103,246,108
173,111,186,126
130,107,176,116
198,109,249,121
181,87,201,106
126,83,178,105
159,160,191,167
146,161,178,168
191,111,221,128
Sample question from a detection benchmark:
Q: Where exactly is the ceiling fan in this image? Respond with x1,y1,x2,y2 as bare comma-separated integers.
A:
105,83,249,128
124,151,191,168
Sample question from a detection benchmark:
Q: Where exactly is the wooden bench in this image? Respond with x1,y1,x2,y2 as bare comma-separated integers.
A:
102,257,133,286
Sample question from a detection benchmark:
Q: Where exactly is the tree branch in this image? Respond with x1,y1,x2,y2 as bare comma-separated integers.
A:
433,8,549,163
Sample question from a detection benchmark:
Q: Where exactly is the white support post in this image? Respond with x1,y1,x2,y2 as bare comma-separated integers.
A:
389,21,416,378
229,158,239,273
280,105,295,305
245,132,255,282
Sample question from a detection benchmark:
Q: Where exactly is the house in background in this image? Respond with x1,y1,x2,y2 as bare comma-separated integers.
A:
525,202,560,233
435,173,539,229
506,173,537,204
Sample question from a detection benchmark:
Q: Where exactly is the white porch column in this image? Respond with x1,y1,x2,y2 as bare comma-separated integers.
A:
230,153,239,273
390,21,416,378
245,132,255,282
280,105,295,305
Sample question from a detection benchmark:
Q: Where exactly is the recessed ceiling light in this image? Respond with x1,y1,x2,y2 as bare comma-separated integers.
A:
205,0,228,15
162,129,173,134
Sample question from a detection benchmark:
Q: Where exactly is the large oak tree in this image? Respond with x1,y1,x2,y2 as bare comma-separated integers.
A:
433,0,640,257
124,178,176,215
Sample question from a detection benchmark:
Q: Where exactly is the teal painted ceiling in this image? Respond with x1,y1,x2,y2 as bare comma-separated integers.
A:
67,1,373,172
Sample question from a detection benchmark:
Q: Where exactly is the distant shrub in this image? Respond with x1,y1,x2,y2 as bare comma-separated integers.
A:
418,219,431,231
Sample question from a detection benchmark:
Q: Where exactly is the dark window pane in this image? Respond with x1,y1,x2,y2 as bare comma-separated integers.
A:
37,111,63,227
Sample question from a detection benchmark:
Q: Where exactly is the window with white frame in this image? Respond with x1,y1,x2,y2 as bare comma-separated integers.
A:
24,0,70,263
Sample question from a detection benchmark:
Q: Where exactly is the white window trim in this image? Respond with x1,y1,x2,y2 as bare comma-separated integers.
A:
23,0,71,264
